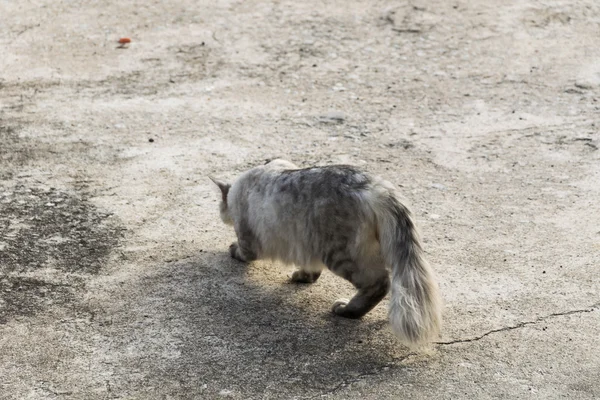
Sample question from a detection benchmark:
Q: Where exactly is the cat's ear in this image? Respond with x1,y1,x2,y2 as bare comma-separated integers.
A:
209,176,231,202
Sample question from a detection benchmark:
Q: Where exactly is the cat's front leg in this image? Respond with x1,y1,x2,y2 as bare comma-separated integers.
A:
230,219,259,262
229,241,257,263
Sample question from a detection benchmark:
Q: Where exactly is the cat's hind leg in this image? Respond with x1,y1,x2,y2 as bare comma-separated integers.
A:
324,251,390,319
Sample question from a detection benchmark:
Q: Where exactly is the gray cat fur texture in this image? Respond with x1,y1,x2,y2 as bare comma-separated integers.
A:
211,159,442,347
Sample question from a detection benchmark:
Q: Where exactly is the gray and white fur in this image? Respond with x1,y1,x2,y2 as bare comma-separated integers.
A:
211,159,442,347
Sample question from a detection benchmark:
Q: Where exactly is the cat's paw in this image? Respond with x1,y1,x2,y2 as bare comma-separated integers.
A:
229,242,246,262
332,299,363,319
332,298,350,314
290,270,321,284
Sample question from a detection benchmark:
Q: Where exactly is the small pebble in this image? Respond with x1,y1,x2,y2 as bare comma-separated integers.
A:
574,81,595,90
149,138,154,143
430,183,447,191
319,111,346,124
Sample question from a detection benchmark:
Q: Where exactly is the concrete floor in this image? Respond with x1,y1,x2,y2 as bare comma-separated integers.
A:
1,0,599,398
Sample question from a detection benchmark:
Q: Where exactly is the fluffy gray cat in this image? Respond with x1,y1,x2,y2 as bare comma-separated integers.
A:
211,159,442,347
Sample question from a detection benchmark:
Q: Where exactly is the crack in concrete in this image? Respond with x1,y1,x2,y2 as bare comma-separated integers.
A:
39,385,73,396
436,302,599,346
305,354,415,399
308,303,598,398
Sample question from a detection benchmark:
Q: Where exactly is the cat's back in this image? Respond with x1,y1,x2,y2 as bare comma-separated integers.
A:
274,165,372,199
233,163,386,220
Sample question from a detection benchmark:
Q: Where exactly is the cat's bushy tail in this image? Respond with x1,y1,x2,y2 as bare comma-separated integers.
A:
373,190,442,348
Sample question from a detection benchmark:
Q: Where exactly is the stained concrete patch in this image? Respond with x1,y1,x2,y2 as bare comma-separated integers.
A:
0,184,123,323
0,124,32,180
0,276,78,324
0,119,91,180
0,185,122,274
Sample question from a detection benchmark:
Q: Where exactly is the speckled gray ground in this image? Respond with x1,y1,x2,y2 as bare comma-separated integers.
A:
1,0,599,399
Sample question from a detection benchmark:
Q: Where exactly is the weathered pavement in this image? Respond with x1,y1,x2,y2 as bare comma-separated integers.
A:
1,0,599,399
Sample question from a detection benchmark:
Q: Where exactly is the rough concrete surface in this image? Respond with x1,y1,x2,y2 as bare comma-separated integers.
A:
1,0,599,399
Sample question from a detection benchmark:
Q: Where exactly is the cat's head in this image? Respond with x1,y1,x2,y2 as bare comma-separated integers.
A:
209,177,233,225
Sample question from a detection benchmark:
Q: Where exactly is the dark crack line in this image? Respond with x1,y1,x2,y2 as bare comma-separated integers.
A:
39,385,73,396
436,302,599,345
306,354,415,399
10,23,41,44
309,303,599,399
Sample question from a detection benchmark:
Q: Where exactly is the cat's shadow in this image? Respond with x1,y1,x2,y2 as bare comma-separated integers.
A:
138,250,418,397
